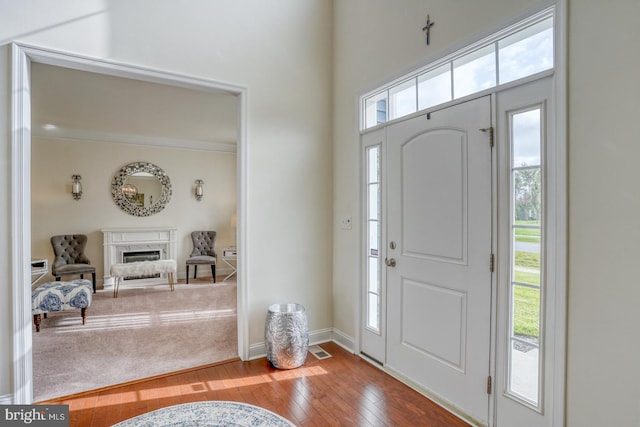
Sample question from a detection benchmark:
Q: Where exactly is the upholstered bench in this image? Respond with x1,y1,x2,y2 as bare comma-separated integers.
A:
110,259,177,298
32,279,92,332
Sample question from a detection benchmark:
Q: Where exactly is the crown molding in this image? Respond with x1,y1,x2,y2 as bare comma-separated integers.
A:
32,125,237,152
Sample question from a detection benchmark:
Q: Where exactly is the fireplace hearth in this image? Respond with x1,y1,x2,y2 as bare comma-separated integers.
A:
123,250,161,263
122,250,161,280
102,227,177,288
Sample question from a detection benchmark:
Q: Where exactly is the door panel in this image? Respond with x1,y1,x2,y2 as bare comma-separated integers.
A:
402,279,466,370
386,96,492,425
402,129,466,262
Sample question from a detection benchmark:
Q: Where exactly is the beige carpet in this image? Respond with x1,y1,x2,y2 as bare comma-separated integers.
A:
32,280,237,402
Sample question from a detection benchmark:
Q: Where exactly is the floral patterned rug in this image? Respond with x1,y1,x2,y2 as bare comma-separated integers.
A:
111,401,295,427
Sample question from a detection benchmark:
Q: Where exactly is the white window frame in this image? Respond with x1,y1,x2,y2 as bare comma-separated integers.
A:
360,6,556,131
364,144,383,334
508,104,545,409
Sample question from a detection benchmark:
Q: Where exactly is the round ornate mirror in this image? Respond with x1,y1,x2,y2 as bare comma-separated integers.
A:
111,162,172,216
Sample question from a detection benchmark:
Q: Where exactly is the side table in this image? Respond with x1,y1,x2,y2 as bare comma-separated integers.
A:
222,247,237,281
31,259,48,287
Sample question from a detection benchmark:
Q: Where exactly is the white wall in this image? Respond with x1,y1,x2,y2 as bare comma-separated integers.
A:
332,0,640,425
31,137,237,284
0,0,333,399
567,1,640,425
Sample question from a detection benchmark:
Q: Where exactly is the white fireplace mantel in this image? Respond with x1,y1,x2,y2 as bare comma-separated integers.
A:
102,227,177,288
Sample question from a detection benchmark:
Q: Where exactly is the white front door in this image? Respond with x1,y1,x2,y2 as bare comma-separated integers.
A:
385,96,493,424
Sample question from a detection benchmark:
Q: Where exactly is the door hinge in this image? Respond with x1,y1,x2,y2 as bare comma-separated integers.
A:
480,127,494,148
487,375,492,394
489,253,495,273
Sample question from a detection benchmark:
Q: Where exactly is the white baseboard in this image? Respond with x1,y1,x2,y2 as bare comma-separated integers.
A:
0,393,13,404
309,327,334,346
247,327,355,360
331,328,356,353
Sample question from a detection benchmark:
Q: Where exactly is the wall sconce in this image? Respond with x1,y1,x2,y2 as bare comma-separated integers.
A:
71,174,82,200
195,179,204,201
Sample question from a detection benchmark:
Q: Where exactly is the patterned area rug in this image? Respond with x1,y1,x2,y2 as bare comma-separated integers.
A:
111,401,296,427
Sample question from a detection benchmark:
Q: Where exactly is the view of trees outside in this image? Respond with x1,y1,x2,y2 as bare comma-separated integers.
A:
515,167,541,221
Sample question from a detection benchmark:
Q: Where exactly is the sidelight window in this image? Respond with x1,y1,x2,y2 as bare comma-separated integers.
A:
365,145,382,332
508,107,543,407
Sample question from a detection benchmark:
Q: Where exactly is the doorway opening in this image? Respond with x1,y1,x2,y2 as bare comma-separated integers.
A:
11,43,248,403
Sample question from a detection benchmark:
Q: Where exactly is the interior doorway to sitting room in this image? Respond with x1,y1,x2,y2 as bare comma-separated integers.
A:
12,44,247,402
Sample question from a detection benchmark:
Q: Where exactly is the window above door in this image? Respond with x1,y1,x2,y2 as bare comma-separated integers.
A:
362,7,555,130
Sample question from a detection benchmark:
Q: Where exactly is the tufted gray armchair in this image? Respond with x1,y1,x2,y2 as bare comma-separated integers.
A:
50,234,97,293
185,231,217,284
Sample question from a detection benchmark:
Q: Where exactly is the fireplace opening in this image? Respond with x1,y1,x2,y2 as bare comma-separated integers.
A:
122,250,161,280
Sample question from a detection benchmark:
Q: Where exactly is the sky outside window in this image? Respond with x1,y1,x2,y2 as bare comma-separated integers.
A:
389,79,417,120
418,64,452,110
499,18,554,84
453,45,496,99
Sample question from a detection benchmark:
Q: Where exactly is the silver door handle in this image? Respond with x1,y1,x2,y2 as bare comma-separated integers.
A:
385,258,396,267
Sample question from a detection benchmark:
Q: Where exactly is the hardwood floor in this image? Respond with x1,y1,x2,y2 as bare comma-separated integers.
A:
42,342,469,426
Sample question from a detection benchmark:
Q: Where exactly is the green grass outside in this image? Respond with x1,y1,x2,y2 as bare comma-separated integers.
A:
513,266,540,338
514,270,540,286
514,248,541,338
515,220,541,227
508,222,542,337
514,220,541,244
514,227,540,237
515,251,540,269
516,236,539,243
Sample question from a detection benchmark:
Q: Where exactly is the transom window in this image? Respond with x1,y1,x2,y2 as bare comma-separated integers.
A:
362,8,554,130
